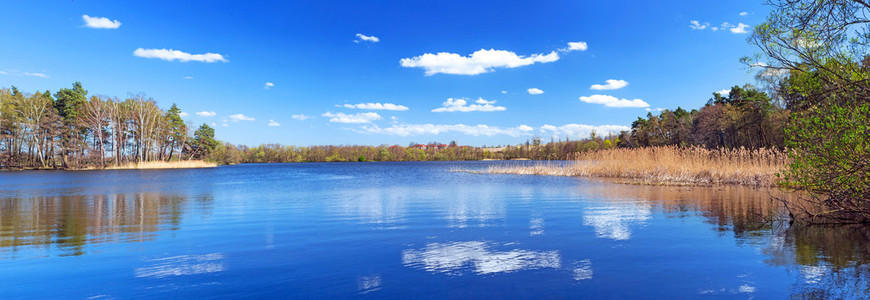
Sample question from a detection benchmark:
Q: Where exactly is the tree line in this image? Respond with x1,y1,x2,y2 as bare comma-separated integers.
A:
618,85,789,150
0,82,216,169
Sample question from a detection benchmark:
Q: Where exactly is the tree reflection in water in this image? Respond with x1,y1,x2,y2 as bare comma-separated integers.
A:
0,193,213,257
581,182,870,298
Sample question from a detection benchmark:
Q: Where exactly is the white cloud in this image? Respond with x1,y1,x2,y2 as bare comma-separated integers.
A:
690,20,709,30
179,112,189,117
590,79,628,90
432,97,506,112
358,123,535,137
716,89,731,96
340,103,409,111
579,94,649,108
195,111,216,117
539,124,631,137
264,82,274,89
133,48,228,63
183,76,194,79
731,23,750,34
82,15,121,29
739,12,749,16
210,122,217,127
221,123,229,127
645,107,665,112
527,88,544,95
355,33,380,43
268,119,281,127
564,41,588,52
23,72,49,78
322,112,381,123
501,90,508,94
229,113,255,122
292,114,314,120
400,49,559,76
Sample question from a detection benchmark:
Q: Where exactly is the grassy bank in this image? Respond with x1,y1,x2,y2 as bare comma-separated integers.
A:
474,146,789,187
100,160,217,170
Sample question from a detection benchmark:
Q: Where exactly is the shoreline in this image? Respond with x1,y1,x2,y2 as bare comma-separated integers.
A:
1,160,218,171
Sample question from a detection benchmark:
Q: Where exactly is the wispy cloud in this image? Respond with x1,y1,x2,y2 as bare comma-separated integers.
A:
264,82,274,89
355,33,380,43
82,15,121,29
292,114,314,120
179,112,190,117
579,94,649,108
268,119,281,127
340,102,409,111
690,20,750,34
358,123,535,137
24,72,49,78
229,113,255,122
590,79,628,90
501,90,508,94
133,48,228,63
432,98,506,112
183,76,194,80
400,49,559,76
1,70,50,78
539,124,630,137
322,112,381,123
195,111,217,117
527,88,544,95
739,12,749,16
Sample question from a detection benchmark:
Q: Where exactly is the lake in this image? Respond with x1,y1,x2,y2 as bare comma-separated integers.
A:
1,162,868,299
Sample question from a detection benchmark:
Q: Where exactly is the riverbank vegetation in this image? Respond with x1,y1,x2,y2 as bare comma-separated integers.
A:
481,146,788,187
0,83,219,170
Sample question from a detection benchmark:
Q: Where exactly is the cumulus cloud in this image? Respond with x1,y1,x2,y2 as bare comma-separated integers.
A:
322,112,382,123
292,114,314,120
264,82,274,89
355,33,380,43
716,89,731,96
579,94,649,108
432,98,506,112
731,23,750,34
559,41,588,53
229,113,255,121
358,123,535,137
179,112,189,117
268,119,280,127
195,111,216,117
82,15,121,29
340,103,409,111
539,124,631,137
133,48,228,63
645,107,665,112
690,20,709,30
400,49,559,76
590,79,628,90
527,88,544,95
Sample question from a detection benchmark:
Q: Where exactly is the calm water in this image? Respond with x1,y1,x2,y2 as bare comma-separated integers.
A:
1,162,868,299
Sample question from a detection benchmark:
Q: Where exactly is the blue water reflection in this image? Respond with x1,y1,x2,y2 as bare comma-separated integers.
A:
0,162,867,299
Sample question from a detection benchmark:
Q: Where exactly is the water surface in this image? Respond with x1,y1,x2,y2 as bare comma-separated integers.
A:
1,162,867,298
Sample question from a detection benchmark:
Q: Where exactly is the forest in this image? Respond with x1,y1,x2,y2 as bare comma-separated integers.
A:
0,82,216,169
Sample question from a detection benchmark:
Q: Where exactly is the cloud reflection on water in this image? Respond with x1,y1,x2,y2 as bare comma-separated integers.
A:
402,241,560,275
135,253,225,278
582,203,651,240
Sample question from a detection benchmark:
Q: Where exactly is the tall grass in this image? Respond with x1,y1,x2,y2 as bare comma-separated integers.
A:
480,146,789,187
102,160,217,170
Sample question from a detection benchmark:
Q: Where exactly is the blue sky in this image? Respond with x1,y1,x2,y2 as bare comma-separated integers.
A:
0,0,768,146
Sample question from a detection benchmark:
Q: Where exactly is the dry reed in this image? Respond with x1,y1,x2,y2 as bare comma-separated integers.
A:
478,146,789,187
102,160,217,170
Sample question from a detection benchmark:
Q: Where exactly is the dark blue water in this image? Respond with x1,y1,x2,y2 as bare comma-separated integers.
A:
1,162,867,299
